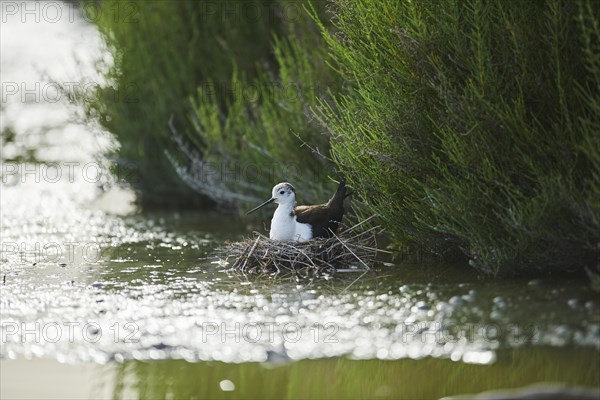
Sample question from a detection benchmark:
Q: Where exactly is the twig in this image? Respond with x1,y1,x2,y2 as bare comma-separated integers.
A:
220,218,378,277
331,231,371,271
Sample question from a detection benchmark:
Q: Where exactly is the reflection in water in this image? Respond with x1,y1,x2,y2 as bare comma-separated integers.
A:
2,205,600,366
106,350,599,399
2,349,599,399
0,2,599,399
1,0,109,163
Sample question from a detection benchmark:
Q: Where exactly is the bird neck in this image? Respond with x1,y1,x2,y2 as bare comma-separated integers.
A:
274,202,295,218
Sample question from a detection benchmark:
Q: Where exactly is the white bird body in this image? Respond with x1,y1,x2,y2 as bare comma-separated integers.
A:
270,201,312,242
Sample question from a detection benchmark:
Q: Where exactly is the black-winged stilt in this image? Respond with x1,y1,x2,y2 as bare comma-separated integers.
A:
247,180,347,242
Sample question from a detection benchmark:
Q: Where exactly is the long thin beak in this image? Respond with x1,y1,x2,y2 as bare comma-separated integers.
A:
247,198,275,214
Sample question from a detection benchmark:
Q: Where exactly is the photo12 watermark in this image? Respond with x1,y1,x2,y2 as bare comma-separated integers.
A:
0,1,322,25
1,1,139,24
198,322,339,344
2,241,113,265
178,160,332,187
1,321,140,344
0,160,331,188
1,81,139,105
398,321,539,345
0,161,139,186
176,1,315,25
0,239,236,266
196,80,336,105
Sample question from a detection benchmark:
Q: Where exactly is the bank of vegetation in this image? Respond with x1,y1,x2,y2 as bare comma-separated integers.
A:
87,0,600,274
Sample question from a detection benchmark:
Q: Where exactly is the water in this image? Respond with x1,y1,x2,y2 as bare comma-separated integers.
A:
1,3,599,399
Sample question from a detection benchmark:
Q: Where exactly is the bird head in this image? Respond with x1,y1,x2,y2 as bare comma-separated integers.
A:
247,182,296,214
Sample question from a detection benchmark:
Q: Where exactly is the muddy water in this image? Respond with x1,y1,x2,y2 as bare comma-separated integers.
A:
1,2,599,399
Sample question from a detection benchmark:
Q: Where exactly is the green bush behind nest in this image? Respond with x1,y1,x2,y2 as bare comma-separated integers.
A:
85,0,288,206
179,18,339,207
316,0,600,274
88,0,599,274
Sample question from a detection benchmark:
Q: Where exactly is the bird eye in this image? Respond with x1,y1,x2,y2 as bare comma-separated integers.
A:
279,190,285,195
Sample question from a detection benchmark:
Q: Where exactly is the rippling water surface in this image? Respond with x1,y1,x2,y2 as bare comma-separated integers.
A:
2,181,599,365
1,3,599,399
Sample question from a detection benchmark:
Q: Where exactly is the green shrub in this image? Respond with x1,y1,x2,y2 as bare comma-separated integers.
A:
175,17,339,208
86,0,285,206
316,0,600,273
88,0,599,274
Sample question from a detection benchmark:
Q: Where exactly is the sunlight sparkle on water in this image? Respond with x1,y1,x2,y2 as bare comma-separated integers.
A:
219,380,235,391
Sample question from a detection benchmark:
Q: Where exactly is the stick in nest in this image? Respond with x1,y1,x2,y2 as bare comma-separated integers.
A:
220,219,379,276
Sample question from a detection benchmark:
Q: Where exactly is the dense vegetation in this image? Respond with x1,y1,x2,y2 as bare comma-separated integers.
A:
87,0,287,205
88,0,600,274
181,15,339,207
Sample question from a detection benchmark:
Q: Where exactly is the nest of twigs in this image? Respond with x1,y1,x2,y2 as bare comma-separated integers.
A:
220,217,379,276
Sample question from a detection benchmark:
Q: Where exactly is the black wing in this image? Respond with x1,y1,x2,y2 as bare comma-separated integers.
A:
295,204,343,238
294,180,347,238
